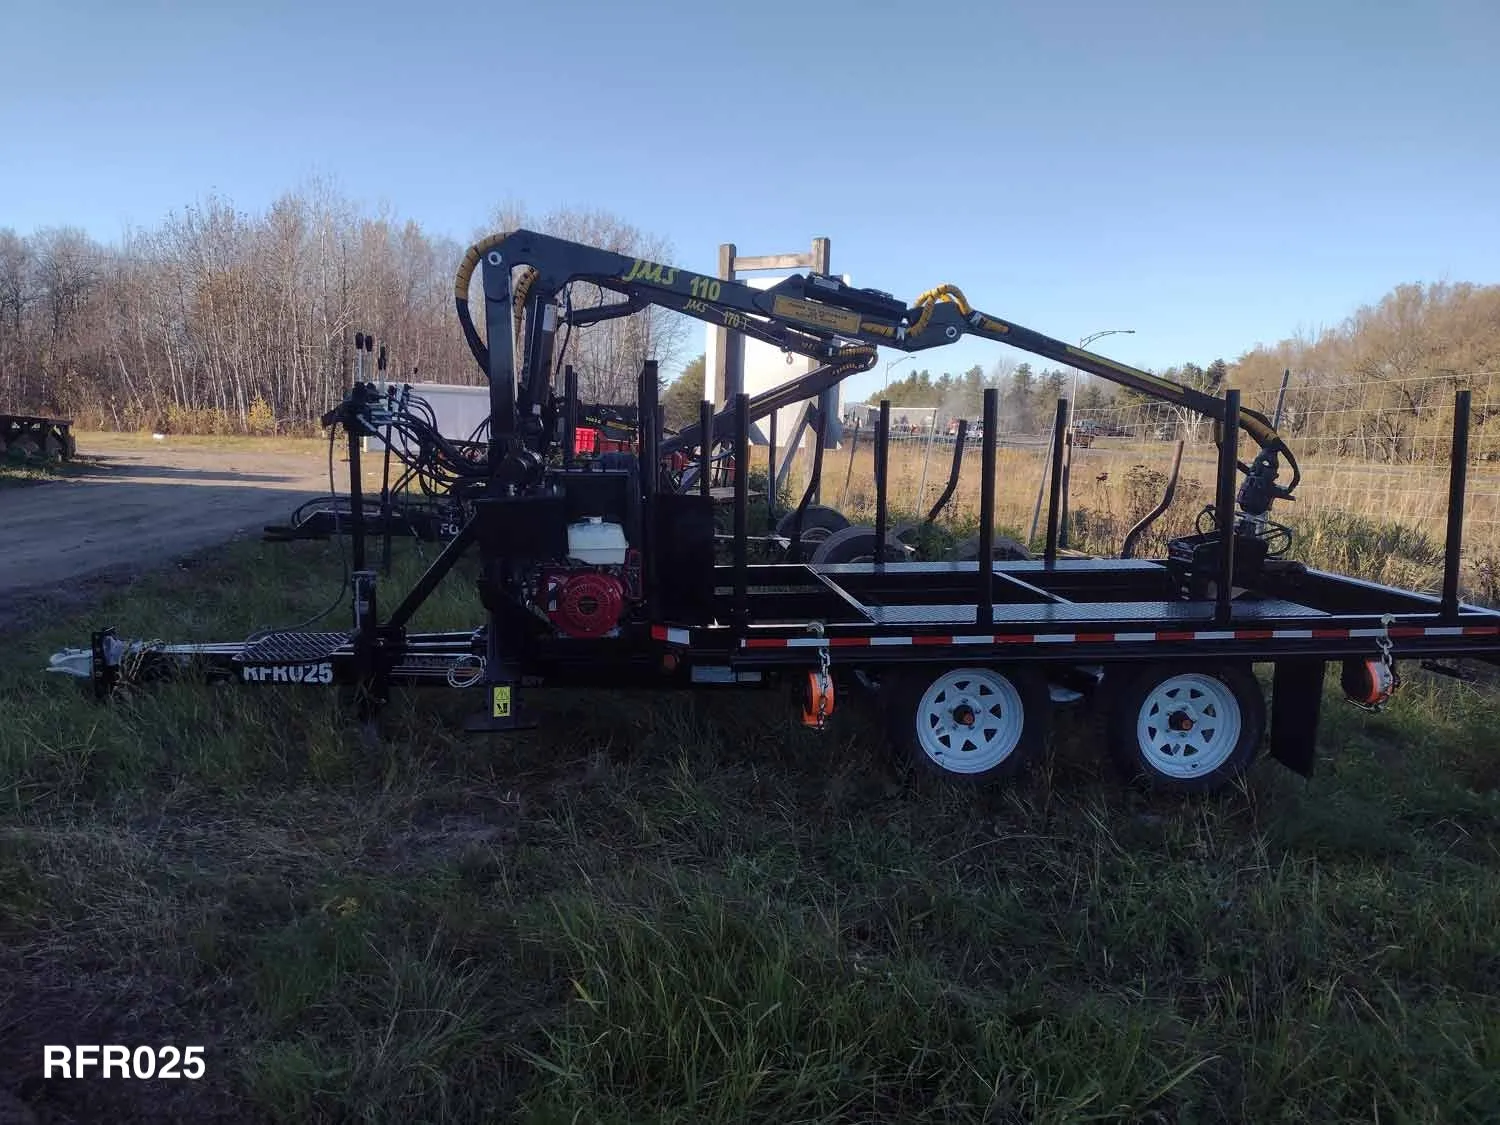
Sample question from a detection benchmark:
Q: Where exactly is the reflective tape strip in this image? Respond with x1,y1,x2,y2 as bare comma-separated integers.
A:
722,623,1500,649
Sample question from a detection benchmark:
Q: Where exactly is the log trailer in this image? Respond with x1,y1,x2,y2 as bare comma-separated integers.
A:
1,412,75,462
45,230,1500,792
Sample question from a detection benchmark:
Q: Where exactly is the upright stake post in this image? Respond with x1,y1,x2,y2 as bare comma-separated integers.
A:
1214,390,1240,626
978,387,999,626
1044,399,1068,564
1442,388,1472,620
733,392,751,629
916,415,938,511
838,419,861,511
640,360,660,622
767,407,778,525
563,365,578,467
698,399,713,499
874,400,891,566
1028,424,1055,546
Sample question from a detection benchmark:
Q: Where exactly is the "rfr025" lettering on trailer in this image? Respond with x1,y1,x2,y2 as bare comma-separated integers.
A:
241,662,334,684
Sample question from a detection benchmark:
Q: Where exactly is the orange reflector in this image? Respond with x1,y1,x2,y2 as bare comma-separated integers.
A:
1342,658,1396,709
801,671,835,729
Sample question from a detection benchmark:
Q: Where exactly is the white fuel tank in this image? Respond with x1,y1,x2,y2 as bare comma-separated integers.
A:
566,518,629,566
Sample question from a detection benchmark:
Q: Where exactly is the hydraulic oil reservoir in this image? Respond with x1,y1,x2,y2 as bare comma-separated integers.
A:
566,518,629,566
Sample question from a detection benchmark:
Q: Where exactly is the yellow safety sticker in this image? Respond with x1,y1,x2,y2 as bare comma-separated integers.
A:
492,685,512,718
771,295,861,335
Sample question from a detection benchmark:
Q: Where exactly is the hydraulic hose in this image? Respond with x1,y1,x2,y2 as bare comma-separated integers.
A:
454,231,539,375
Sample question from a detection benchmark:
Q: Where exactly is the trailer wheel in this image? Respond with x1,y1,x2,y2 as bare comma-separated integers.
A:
1107,661,1264,792
890,665,1048,784
809,525,905,564
776,503,849,547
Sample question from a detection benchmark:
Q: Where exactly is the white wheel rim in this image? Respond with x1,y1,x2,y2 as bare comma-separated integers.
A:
1136,673,1242,778
915,667,1025,774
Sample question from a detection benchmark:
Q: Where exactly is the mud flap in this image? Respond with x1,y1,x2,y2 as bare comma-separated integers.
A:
1270,659,1324,777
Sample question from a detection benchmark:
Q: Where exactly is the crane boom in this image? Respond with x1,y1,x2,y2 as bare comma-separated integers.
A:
455,230,1298,509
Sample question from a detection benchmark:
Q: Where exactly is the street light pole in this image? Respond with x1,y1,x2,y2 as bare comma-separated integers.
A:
1067,328,1135,434
1027,328,1135,548
883,353,915,398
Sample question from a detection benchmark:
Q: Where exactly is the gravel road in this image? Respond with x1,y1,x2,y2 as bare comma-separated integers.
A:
0,438,340,616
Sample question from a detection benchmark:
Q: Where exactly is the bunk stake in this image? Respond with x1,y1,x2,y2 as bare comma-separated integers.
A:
563,365,578,467
733,392,750,630
978,386,999,625
1442,388,1472,620
767,406,778,524
641,360,661,622
838,419,861,512
1215,389,1241,626
1044,399,1067,564
874,399,891,567
924,420,968,530
698,398,713,498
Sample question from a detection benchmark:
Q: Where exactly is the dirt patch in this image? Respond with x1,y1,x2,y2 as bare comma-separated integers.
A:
0,438,342,630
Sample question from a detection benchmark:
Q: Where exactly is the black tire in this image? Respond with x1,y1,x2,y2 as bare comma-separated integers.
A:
950,533,1032,562
1106,661,1265,793
776,503,850,547
11,436,40,462
887,664,1050,785
809,525,906,564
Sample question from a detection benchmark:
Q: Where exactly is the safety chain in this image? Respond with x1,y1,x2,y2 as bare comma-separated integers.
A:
1351,613,1403,713
807,621,832,731
816,644,832,729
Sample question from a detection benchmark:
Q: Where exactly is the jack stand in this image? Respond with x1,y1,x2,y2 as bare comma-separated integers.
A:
463,618,537,732
462,679,539,732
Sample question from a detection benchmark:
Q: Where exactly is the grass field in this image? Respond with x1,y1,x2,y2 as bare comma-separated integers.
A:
3,525,1500,1123
0,455,103,489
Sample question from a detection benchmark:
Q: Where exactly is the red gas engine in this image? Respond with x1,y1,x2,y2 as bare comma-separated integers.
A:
531,518,640,639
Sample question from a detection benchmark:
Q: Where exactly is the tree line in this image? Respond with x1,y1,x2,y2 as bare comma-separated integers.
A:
0,186,687,433
6,181,1496,461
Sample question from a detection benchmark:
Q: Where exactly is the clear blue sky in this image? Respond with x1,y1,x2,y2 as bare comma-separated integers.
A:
3,0,1496,400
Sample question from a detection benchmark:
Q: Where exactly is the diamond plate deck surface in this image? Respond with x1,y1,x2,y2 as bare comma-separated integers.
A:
238,631,353,663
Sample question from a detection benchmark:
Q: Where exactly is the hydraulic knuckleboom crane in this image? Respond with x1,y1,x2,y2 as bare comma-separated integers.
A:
453,229,1300,529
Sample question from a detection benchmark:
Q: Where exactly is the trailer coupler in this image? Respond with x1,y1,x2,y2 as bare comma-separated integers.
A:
46,629,133,698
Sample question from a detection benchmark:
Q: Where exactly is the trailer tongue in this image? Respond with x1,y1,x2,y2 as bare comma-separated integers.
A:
43,230,1500,794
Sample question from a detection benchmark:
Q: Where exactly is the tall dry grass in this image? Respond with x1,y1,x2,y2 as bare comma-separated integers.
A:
776,433,1500,604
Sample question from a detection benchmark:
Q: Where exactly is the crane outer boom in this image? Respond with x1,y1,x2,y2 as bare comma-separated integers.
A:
454,230,1297,497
